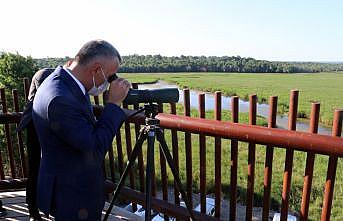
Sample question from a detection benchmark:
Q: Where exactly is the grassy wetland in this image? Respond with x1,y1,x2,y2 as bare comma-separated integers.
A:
109,72,343,220
120,72,343,127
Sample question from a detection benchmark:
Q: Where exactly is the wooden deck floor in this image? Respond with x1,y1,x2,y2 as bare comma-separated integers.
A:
0,190,143,221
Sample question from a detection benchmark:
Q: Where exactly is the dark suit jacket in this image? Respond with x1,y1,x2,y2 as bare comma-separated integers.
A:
17,68,55,132
32,66,126,220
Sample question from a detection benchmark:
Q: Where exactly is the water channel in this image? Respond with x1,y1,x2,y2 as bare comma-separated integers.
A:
138,81,333,136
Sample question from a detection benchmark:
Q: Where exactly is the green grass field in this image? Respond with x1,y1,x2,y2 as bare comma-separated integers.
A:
109,72,343,220
119,72,343,127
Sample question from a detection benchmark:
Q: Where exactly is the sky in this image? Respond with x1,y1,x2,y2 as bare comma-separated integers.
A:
0,0,342,61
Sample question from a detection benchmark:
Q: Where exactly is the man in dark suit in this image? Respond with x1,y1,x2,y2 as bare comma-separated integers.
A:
32,40,130,220
17,68,55,220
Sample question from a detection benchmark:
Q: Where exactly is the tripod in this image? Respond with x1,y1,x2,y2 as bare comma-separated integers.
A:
103,103,196,221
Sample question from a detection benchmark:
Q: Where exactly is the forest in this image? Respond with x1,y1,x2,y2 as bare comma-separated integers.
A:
35,54,343,73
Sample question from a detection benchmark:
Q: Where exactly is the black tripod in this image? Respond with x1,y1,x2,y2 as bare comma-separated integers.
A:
103,103,196,221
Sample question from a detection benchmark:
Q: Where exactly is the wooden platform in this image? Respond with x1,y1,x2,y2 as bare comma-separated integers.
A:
0,190,143,221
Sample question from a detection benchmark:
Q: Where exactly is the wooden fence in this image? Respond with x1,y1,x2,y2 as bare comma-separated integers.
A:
0,78,342,221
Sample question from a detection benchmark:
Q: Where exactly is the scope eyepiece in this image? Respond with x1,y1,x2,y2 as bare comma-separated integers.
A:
107,74,118,83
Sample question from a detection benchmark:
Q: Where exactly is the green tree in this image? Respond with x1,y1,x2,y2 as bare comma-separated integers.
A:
0,52,37,109
0,52,37,89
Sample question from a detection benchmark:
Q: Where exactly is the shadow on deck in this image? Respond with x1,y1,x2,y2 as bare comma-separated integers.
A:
0,190,142,221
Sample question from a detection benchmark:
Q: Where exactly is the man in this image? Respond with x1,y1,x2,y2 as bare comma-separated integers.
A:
17,68,55,220
32,40,130,220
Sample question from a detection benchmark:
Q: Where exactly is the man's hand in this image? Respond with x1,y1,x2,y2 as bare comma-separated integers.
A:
107,78,131,106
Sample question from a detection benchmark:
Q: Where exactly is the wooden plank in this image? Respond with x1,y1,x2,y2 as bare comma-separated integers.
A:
123,103,137,211
103,202,144,221
157,103,169,221
321,110,343,221
0,113,22,124
170,103,180,207
0,196,26,205
246,94,257,221
0,191,133,221
262,96,278,221
214,91,222,218
230,96,239,220
198,93,206,214
281,90,299,221
131,83,145,193
183,89,193,207
116,127,124,176
12,89,27,178
300,103,320,220
120,187,219,221
0,190,52,220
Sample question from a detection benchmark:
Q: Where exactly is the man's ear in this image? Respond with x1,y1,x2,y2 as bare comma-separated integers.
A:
90,62,102,75
66,59,73,67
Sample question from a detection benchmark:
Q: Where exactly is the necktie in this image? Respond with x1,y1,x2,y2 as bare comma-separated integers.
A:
85,93,93,113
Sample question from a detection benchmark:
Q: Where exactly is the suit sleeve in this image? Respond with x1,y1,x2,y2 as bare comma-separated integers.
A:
16,101,33,132
47,96,126,158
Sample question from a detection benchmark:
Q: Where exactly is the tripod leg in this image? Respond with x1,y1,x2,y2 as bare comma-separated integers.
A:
103,129,148,221
156,129,196,221
145,130,155,220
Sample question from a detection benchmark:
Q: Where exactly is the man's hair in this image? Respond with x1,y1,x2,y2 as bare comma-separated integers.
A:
75,40,122,65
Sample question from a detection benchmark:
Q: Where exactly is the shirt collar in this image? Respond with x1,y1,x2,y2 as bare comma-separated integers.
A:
63,67,86,95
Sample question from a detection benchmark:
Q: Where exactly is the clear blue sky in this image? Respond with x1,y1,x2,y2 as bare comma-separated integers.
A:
0,0,342,61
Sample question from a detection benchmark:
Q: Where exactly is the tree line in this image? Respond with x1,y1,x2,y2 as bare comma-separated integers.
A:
1,52,343,92
35,54,343,73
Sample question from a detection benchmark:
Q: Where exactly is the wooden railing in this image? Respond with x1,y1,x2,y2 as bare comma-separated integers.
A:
0,79,342,221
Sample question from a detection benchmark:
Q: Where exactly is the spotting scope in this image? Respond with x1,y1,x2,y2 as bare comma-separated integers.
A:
107,74,179,104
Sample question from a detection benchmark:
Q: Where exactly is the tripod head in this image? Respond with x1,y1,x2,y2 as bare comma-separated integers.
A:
126,103,160,121
143,103,159,119
143,103,161,126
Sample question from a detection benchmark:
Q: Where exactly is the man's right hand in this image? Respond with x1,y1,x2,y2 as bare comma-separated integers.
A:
107,78,131,106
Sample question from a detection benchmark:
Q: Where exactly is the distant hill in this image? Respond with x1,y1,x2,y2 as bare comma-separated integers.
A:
34,55,343,73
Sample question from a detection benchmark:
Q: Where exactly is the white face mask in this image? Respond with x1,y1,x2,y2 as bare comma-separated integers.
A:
88,67,109,96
